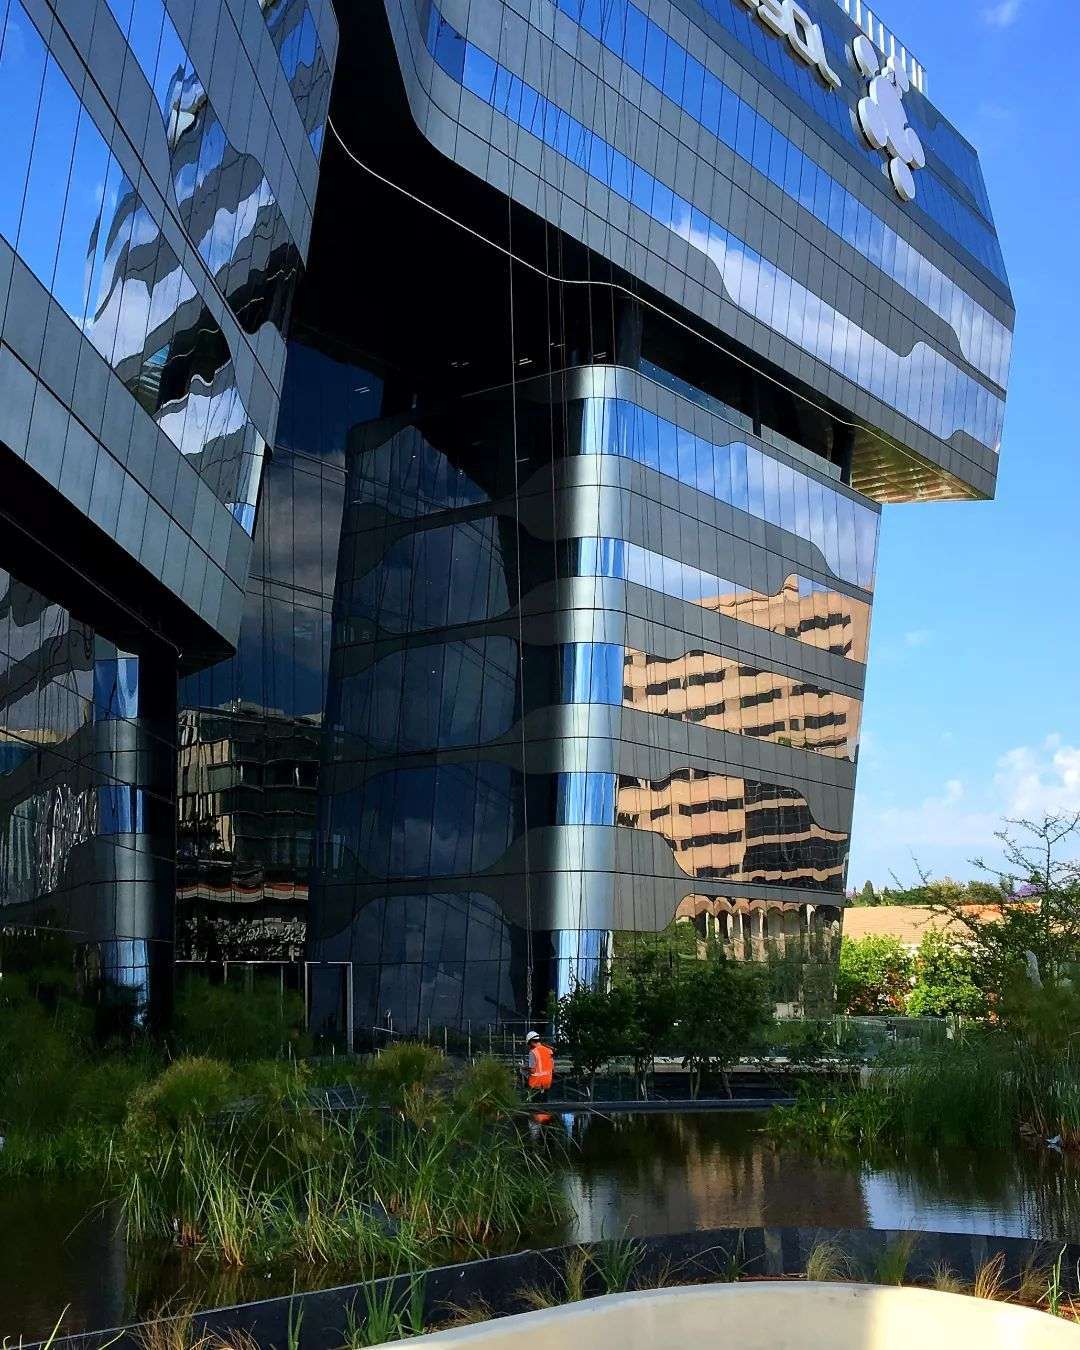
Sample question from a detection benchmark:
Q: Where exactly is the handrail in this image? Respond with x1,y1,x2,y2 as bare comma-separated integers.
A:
839,0,926,93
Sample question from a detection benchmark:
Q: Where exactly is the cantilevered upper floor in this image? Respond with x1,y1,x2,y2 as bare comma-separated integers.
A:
331,0,1011,505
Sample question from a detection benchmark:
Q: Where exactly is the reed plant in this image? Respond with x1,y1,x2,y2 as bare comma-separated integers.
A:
589,1237,645,1293
770,1034,1075,1153
113,1087,562,1273
804,1240,857,1283
928,1263,965,1294
873,1233,917,1286
971,1251,1008,1301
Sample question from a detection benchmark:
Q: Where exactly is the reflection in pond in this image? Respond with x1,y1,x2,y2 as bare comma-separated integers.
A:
3,1112,1080,1341
557,1112,1080,1243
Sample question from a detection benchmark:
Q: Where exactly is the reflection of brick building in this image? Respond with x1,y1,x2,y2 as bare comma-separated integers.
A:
616,771,849,889
674,893,842,963
624,646,862,761
842,904,1009,952
705,576,871,665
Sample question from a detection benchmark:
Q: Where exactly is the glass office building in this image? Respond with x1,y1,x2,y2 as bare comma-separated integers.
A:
1,0,1012,1037
0,0,336,1017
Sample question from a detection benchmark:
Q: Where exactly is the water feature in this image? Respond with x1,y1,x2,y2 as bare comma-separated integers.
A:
3,1112,1079,1342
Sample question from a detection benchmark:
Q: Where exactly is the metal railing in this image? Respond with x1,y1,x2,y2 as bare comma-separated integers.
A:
839,0,926,93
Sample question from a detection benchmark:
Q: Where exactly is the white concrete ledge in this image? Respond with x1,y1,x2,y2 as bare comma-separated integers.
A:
393,1282,1080,1348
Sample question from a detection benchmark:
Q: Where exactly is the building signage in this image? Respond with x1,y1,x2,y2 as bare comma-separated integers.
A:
735,4,925,204
852,33,926,201
736,0,841,89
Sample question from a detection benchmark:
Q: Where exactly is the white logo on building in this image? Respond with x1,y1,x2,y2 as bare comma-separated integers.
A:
852,33,925,202
737,0,841,89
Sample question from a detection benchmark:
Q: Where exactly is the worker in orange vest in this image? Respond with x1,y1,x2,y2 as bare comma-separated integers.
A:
524,1029,555,1101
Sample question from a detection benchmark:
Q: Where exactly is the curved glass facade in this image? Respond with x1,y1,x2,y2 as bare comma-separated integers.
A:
0,0,1001,1040
0,565,172,1011
342,523,870,663
316,760,845,890
425,7,1006,454
330,635,859,763
553,0,1010,386
0,0,268,528
616,770,848,887
262,0,333,152
580,399,878,587
308,368,875,1032
0,0,335,1013
554,0,1007,285
105,0,310,339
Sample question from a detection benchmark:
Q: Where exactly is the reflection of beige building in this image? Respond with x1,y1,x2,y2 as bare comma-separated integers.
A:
674,893,842,961
624,647,861,761
704,575,871,664
842,904,1008,951
615,770,848,888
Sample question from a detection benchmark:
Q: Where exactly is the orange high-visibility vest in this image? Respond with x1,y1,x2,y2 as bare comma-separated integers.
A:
528,1041,554,1090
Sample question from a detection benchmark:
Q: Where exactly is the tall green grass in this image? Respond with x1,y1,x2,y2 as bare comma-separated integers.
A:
114,1093,561,1272
770,1036,1071,1153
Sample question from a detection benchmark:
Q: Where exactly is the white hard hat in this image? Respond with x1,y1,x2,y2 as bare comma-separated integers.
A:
525,1030,540,1042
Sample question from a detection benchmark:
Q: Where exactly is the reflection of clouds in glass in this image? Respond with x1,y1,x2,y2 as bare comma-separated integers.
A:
689,221,1003,453
555,0,1011,388
440,17,1005,455
581,399,879,589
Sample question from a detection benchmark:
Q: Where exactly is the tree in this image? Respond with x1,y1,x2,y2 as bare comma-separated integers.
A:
937,814,1080,997
673,957,773,1098
879,876,1010,908
905,930,983,1018
852,880,879,907
619,948,683,1099
554,982,635,1099
835,935,912,1014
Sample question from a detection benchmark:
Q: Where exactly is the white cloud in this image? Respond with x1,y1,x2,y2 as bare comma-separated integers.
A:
853,737,1080,877
903,629,932,648
994,736,1080,818
982,0,1021,26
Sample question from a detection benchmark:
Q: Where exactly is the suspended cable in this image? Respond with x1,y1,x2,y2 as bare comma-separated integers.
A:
326,116,941,482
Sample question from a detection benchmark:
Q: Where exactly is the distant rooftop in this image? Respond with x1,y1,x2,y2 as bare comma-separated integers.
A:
838,0,927,94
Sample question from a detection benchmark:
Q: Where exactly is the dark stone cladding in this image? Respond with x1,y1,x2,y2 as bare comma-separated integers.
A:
28,1226,1080,1349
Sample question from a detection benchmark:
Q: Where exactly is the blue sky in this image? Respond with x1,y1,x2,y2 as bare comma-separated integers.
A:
849,0,1080,887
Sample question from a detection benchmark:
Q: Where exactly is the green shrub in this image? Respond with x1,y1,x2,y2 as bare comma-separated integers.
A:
453,1057,518,1117
836,936,912,1015
905,931,983,1018
0,997,84,1130
126,1057,237,1136
366,1042,447,1106
70,1054,160,1128
0,1123,111,1179
174,977,310,1062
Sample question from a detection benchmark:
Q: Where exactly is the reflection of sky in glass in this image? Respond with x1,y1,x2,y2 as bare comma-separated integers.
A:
594,0,1008,280
262,0,332,152
105,0,293,335
553,0,1011,387
0,0,268,531
557,770,617,825
581,399,878,589
562,642,623,705
426,6,1005,455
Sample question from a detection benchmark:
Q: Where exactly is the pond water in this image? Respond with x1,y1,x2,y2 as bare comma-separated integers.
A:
4,1112,1080,1342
